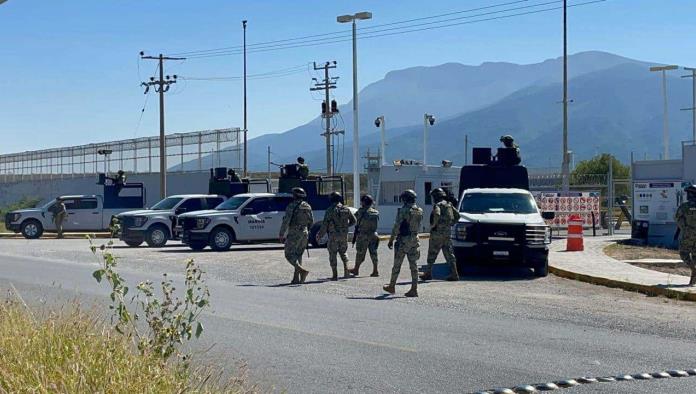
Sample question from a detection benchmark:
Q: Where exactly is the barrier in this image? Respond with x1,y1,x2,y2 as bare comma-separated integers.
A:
566,214,584,251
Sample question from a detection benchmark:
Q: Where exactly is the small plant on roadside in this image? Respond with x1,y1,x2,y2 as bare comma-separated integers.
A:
89,237,210,364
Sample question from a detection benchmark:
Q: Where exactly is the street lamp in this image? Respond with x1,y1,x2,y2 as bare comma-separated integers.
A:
650,65,678,160
337,11,372,208
97,149,113,175
423,114,435,172
375,116,386,165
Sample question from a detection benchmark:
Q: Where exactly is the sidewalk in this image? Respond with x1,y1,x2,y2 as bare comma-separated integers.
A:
549,235,696,301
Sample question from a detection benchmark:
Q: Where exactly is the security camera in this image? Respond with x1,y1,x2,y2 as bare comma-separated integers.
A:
427,115,435,126
374,117,381,127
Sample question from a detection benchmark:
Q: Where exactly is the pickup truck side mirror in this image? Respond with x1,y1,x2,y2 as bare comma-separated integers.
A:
241,207,254,216
541,211,556,220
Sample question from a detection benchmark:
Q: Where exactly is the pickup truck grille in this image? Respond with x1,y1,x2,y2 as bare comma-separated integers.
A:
474,223,525,243
181,217,198,231
119,216,136,229
4,213,12,224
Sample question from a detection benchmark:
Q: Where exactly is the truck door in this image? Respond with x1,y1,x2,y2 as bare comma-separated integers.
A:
238,197,274,240
73,198,101,230
266,196,293,239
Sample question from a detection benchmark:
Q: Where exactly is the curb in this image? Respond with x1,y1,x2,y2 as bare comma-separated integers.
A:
0,232,112,240
549,265,696,302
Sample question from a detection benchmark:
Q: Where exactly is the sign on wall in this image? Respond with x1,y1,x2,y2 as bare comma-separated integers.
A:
532,191,601,228
633,181,685,224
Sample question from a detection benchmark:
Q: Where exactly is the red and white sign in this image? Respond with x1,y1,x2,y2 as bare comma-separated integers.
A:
532,191,601,228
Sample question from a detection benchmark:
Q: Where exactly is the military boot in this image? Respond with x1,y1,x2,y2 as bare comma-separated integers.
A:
297,266,310,284
370,264,379,277
419,268,432,282
331,266,338,281
350,261,362,276
404,281,418,297
343,262,354,278
446,265,460,281
291,269,300,284
382,283,396,294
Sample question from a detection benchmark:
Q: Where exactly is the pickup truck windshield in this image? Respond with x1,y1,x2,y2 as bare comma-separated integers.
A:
460,192,538,214
151,197,183,210
215,196,250,211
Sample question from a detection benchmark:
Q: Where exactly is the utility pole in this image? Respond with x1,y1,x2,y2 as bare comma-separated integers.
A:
310,61,338,176
465,134,469,165
242,20,248,177
140,52,185,199
650,65,678,160
560,0,570,192
267,145,271,180
682,67,696,143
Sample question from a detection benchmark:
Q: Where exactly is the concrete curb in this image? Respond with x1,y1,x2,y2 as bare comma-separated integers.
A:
549,264,696,302
0,232,112,240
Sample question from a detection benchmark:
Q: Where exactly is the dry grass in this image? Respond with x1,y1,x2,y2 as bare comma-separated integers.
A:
604,242,680,261
0,222,6,232
0,301,250,394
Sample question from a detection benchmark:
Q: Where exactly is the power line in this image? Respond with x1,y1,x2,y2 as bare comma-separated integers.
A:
179,65,308,81
175,0,605,59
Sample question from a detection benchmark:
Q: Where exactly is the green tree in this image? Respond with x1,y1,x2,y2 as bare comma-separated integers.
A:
571,153,630,180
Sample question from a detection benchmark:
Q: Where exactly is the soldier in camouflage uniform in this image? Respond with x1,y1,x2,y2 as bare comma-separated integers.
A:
420,188,459,282
318,192,357,280
51,198,67,239
349,194,380,277
279,187,313,284
297,157,309,180
675,184,696,286
383,189,423,297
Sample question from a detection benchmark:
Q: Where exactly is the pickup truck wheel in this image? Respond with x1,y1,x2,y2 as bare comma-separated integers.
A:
124,240,143,247
188,241,207,251
209,227,234,251
534,259,549,277
21,220,43,239
145,224,169,248
309,223,327,248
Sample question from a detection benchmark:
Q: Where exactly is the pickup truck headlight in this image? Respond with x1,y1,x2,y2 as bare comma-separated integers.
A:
132,216,149,228
9,213,21,223
526,225,551,245
195,218,211,230
454,223,473,241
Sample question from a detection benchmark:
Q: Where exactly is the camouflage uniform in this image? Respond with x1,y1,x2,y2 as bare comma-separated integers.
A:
351,206,380,277
424,199,459,280
52,200,67,239
385,199,423,296
675,195,696,285
319,202,357,279
297,164,309,180
280,198,314,283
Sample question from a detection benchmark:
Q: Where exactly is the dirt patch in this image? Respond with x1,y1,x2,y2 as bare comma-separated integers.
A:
604,242,680,260
629,262,692,277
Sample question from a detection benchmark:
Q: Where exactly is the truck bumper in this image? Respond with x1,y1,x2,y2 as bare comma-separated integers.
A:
119,228,146,243
452,241,548,267
182,230,209,244
6,222,21,233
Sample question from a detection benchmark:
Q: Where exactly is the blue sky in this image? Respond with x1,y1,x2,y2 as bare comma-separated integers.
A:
0,0,692,154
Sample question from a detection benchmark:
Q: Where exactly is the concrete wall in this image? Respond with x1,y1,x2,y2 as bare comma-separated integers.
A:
0,172,213,207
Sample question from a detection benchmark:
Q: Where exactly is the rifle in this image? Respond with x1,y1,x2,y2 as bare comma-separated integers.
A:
352,210,364,246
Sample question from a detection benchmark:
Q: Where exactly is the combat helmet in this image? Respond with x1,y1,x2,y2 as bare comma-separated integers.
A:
430,187,446,201
292,187,307,199
329,191,343,203
500,135,514,143
360,194,374,206
297,156,305,164
399,189,417,203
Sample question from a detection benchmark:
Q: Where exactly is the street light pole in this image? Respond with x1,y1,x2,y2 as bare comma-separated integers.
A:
650,65,678,160
423,114,435,172
375,116,386,165
561,0,570,192
682,67,696,143
338,11,372,208
243,20,248,178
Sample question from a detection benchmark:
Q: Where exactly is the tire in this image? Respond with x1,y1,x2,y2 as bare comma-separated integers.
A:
534,259,549,277
145,224,169,248
124,240,143,247
188,241,207,251
309,223,327,248
209,227,234,251
21,220,43,239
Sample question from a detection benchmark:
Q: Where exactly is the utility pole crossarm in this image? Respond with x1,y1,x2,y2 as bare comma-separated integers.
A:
309,61,338,176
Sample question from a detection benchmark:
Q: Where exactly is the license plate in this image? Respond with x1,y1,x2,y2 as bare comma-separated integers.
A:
493,250,509,257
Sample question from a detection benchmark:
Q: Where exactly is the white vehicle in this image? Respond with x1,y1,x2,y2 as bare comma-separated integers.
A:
179,193,354,251
116,194,226,247
5,195,140,239
451,188,553,277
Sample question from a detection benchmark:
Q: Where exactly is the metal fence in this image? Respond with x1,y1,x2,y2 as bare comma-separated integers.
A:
0,128,242,183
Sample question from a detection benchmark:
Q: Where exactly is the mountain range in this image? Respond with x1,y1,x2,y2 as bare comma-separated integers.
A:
179,51,694,172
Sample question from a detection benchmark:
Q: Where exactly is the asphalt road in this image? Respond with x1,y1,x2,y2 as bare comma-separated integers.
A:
1,238,696,393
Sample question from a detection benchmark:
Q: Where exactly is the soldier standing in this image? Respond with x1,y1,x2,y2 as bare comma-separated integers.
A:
420,188,459,281
350,194,380,277
279,187,313,284
499,135,521,165
318,192,357,280
675,184,696,286
51,198,67,239
227,169,242,183
297,157,309,180
383,189,423,297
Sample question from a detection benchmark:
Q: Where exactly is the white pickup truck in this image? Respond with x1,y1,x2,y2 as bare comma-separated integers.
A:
451,188,553,277
178,192,354,251
116,194,226,247
5,195,135,239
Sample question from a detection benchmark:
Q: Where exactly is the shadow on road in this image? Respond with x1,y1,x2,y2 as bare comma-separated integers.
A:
346,294,398,301
429,262,537,282
155,245,286,253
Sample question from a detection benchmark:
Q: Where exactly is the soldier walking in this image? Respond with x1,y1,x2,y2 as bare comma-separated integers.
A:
318,192,356,280
420,188,459,282
51,198,67,239
350,194,380,277
383,189,423,297
279,187,313,284
675,184,696,286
